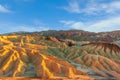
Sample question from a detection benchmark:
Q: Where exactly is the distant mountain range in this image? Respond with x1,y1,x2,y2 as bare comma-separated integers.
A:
7,30,120,42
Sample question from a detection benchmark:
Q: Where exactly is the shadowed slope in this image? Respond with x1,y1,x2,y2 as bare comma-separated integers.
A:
73,43,120,79
47,42,120,79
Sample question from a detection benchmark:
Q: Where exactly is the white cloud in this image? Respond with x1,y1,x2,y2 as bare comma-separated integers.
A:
59,20,75,25
63,0,80,13
60,16,120,32
86,16,120,32
0,23,49,34
0,5,11,13
16,25,49,32
61,0,120,32
70,22,85,29
60,20,85,29
84,0,120,14
63,0,120,15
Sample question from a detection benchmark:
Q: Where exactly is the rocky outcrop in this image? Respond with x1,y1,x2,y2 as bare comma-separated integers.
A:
46,36,60,43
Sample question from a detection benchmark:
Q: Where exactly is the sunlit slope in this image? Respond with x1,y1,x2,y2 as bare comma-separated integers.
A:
0,35,93,79
47,42,120,79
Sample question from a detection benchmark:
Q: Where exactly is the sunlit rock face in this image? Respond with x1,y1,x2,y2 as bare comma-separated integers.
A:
0,35,93,80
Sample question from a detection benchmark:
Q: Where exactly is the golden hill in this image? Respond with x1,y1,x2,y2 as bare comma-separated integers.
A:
1,34,120,79
0,35,93,80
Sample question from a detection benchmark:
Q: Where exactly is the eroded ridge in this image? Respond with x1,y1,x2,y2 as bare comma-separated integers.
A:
0,35,93,80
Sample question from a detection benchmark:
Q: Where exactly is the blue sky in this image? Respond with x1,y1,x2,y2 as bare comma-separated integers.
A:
0,0,120,33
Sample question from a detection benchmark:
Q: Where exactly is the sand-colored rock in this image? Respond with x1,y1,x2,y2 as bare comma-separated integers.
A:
0,35,93,79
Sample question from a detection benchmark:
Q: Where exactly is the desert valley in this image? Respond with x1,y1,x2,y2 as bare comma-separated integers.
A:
0,30,119,80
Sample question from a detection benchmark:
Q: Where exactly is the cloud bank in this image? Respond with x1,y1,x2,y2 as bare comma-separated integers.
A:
0,22,49,34
63,0,120,15
0,5,11,13
60,16,120,32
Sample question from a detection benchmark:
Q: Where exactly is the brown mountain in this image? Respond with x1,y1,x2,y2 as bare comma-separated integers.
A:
39,30,120,42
